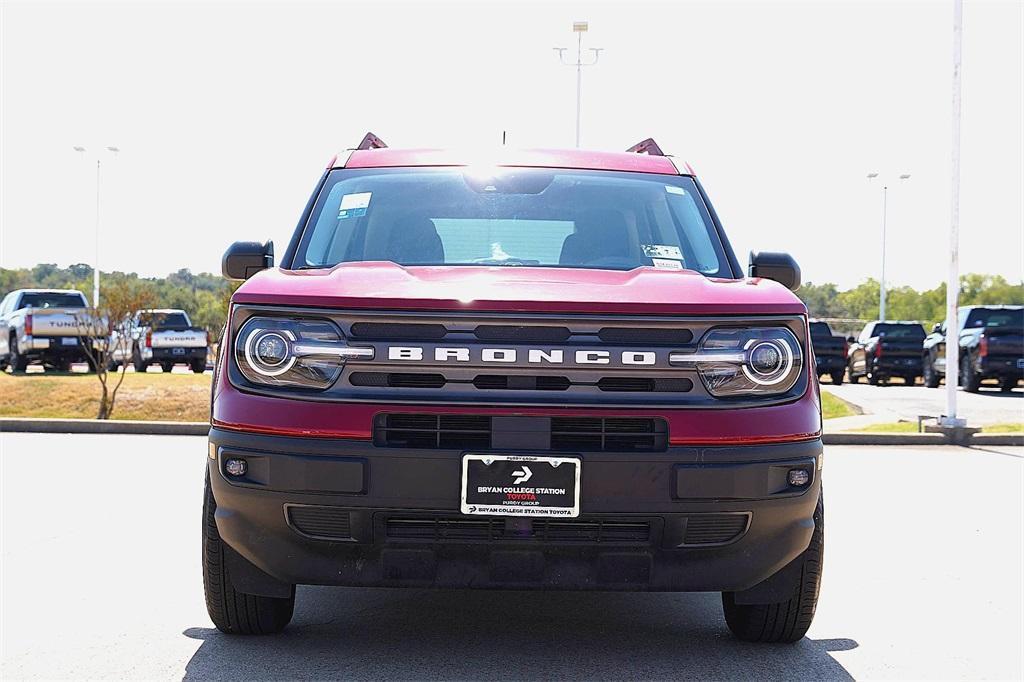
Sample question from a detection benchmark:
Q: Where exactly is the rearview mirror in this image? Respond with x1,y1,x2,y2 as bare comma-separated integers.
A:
223,240,274,280
748,251,801,291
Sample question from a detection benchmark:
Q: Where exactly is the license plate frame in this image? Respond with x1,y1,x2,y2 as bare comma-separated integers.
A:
461,454,581,518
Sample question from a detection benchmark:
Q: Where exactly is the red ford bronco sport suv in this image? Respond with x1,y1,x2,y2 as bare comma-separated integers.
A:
205,134,823,643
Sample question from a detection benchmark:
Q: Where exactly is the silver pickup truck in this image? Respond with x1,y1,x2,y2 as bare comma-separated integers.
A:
0,289,103,372
110,309,209,373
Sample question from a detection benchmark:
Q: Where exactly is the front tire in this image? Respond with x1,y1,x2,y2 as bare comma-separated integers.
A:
722,495,823,643
923,357,940,388
961,355,981,393
202,472,294,635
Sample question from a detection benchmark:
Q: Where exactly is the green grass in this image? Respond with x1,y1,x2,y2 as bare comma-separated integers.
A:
821,390,857,420
0,371,211,422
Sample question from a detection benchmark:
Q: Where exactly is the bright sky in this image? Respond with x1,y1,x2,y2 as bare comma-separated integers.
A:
1,0,1021,290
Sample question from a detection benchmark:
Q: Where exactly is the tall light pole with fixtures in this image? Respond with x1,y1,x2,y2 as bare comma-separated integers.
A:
554,21,602,148
866,172,911,321
73,146,120,307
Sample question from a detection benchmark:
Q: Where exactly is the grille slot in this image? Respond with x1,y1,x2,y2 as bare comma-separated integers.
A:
598,327,694,345
374,415,668,452
385,516,651,544
350,372,446,389
374,414,492,449
682,514,750,546
349,322,447,340
287,506,353,541
473,325,572,343
597,377,694,393
472,375,571,391
551,417,668,452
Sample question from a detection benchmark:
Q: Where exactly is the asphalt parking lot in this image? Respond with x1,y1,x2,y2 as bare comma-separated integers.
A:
1,433,1021,680
824,382,1023,426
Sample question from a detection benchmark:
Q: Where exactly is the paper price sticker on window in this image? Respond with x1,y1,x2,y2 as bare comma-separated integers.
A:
642,244,684,260
652,258,683,270
338,192,372,219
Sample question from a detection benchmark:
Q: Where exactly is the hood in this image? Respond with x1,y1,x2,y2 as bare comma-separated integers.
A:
232,262,806,316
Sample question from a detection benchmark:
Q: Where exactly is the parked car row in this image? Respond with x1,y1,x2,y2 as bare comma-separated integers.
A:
810,305,1024,392
0,288,210,374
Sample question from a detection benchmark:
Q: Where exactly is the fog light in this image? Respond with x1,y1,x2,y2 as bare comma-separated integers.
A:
788,468,810,487
225,458,247,477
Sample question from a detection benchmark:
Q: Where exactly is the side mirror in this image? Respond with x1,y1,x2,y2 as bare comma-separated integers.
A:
847,336,856,344
223,240,274,280
932,322,942,334
748,251,801,291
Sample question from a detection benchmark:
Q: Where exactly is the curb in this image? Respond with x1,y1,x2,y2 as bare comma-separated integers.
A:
2,418,1020,446
0,418,208,436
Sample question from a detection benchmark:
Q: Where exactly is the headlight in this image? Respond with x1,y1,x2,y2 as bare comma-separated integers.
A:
234,316,373,390
670,326,803,397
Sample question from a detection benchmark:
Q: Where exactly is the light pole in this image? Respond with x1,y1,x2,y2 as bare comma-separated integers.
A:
554,21,602,148
866,172,911,321
73,146,120,308
941,0,966,429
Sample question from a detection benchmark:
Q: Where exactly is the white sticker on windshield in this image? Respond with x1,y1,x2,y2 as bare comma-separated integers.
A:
338,192,372,219
642,244,684,260
652,258,683,270
665,185,687,195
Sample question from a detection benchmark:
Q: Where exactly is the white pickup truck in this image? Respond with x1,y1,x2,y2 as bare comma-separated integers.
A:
111,309,209,373
0,289,104,372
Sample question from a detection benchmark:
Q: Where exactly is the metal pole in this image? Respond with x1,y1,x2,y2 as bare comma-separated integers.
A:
880,185,888,321
94,159,101,308
575,31,583,148
942,0,965,427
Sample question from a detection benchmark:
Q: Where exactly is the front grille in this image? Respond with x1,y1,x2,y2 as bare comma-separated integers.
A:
374,414,668,452
597,327,694,345
349,372,692,393
385,516,652,544
551,417,668,452
682,513,750,546
349,322,447,340
286,506,353,541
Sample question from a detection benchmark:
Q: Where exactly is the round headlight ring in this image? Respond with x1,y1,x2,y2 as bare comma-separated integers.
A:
741,337,794,386
244,328,297,377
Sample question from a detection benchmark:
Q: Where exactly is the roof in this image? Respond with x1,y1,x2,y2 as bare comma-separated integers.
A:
12,288,86,295
332,147,689,176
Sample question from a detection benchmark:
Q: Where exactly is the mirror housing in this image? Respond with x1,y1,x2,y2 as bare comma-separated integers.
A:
748,251,801,291
846,336,856,344
223,240,274,280
932,322,942,334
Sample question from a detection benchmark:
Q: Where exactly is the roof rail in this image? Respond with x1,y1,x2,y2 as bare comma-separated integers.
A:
625,138,665,156
356,132,388,150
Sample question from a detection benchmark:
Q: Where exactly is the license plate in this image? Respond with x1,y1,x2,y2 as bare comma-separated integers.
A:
61,338,77,346
461,454,581,518
172,347,186,355
1017,359,1024,369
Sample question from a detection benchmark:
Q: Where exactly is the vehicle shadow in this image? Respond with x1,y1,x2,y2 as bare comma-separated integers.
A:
183,587,856,680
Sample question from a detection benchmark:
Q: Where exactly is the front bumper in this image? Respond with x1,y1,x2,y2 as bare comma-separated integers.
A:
208,427,822,593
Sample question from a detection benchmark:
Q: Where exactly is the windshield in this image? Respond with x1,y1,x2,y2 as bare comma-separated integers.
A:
19,292,86,309
964,308,1023,329
294,168,731,276
874,323,926,339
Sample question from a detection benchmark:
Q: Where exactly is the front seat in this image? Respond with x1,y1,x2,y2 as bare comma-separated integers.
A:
559,209,631,266
384,217,445,265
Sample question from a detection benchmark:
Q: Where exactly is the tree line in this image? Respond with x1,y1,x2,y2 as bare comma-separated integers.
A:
0,263,237,335
2,264,1021,334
